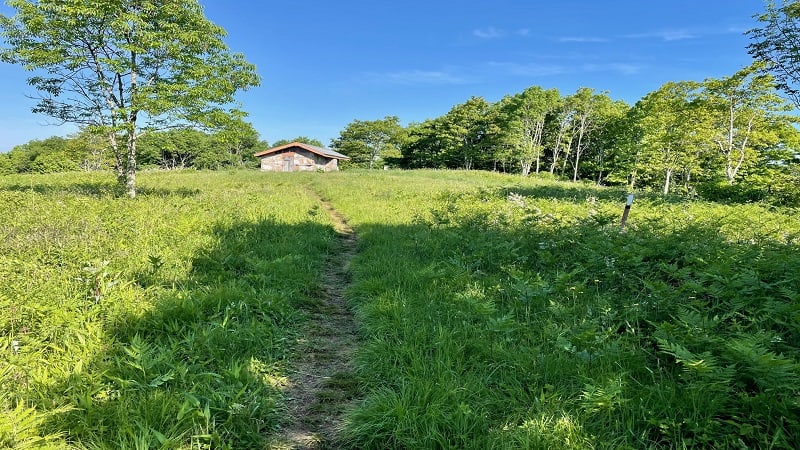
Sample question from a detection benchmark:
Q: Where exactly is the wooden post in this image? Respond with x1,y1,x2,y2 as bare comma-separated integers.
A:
620,194,634,229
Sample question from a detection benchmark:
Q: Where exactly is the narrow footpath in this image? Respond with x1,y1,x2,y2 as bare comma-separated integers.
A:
271,193,360,449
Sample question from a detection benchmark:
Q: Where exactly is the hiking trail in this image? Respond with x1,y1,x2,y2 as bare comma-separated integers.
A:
271,193,360,449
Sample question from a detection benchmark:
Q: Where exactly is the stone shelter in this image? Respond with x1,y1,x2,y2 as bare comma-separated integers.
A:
253,142,350,172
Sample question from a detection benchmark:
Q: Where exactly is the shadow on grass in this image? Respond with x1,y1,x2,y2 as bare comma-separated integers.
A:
0,181,200,198
15,200,800,448
497,182,627,203
36,219,334,448
337,210,800,448
494,181,697,206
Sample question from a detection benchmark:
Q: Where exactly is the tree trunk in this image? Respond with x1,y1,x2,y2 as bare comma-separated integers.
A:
126,50,138,198
521,161,532,177
596,148,605,185
663,167,672,195
572,137,583,182
533,121,544,174
109,131,125,183
550,126,566,174
572,116,589,182
125,130,137,198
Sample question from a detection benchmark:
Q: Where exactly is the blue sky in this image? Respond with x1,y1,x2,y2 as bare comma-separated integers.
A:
0,0,765,151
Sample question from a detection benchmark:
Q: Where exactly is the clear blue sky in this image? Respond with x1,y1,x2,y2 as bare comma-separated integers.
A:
0,0,765,151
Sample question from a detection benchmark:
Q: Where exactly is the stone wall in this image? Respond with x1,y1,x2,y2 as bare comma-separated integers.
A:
259,148,340,172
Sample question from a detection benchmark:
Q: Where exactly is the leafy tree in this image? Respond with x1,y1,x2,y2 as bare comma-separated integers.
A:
567,88,595,181
498,87,561,176
0,153,11,175
561,88,624,182
3,136,79,173
698,63,794,184
331,116,404,169
4,142,41,173
29,149,80,173
748,0,800,108
211,117,261,167
0,132,113,174
0,0,259,197
70,130,115,171
438,97,499,170
400,119,449,169
630,81,707,194
271,136,324,148
603,107,644,187
585,99,631,184
548,98,577,176
732,121,800,204
137,128,215,170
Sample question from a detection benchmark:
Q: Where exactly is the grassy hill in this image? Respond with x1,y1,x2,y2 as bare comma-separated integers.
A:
2,169,798,448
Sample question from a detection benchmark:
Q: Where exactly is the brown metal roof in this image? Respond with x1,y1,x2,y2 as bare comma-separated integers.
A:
253,142,350,160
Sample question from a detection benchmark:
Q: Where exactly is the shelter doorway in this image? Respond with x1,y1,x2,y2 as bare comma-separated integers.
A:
282,156,293,172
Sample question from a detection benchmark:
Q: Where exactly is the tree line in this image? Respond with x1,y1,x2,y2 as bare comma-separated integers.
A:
333,62,800,205
0,122,266,175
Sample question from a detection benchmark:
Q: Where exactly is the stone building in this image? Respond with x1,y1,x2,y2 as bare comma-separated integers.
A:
253,142,349,172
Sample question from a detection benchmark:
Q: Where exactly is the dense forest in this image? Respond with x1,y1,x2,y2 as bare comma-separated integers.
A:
331,63,800,205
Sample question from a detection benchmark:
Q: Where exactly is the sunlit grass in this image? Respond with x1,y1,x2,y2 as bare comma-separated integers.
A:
308,169,800,449
2,168,799,448
0,170,336,448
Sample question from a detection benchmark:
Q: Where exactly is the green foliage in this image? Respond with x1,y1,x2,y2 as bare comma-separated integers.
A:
700,62,794,185
2,126,263,175
748,0,800,108
0,170,337,448
331,116,404,169
381,60,799,205
3,169,800,448
0,0,260,196
307,169,800,449
271,136,324,148
0,400,70,449
627,81,705,194
495,86,562,176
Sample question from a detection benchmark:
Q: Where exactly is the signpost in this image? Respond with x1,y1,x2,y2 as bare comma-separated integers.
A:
620,194,634,229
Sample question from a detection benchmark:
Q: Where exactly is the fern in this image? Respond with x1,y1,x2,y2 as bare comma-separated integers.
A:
0,401,70,449
725,336,800,393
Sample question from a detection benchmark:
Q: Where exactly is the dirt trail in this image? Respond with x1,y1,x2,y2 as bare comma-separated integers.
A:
271,193,360,449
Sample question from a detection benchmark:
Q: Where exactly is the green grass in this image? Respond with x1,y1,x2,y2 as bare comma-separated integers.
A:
1,170,338,449
308,169,800,449
2,168,799,448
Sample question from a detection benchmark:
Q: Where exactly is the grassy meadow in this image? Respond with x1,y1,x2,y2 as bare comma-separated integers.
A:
2,169,800,448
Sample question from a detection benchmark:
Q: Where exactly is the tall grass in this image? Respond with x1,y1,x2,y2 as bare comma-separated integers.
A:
1,170,337,448
309,169,800,449
3,168,799,448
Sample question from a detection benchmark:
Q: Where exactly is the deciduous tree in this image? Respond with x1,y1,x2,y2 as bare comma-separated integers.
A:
748,0,800,108
331,116,404,169
271,136,324,148
631,81,706,194
499,86,561,176
1,0,259,197
699,63,793,184
438,97,499,170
